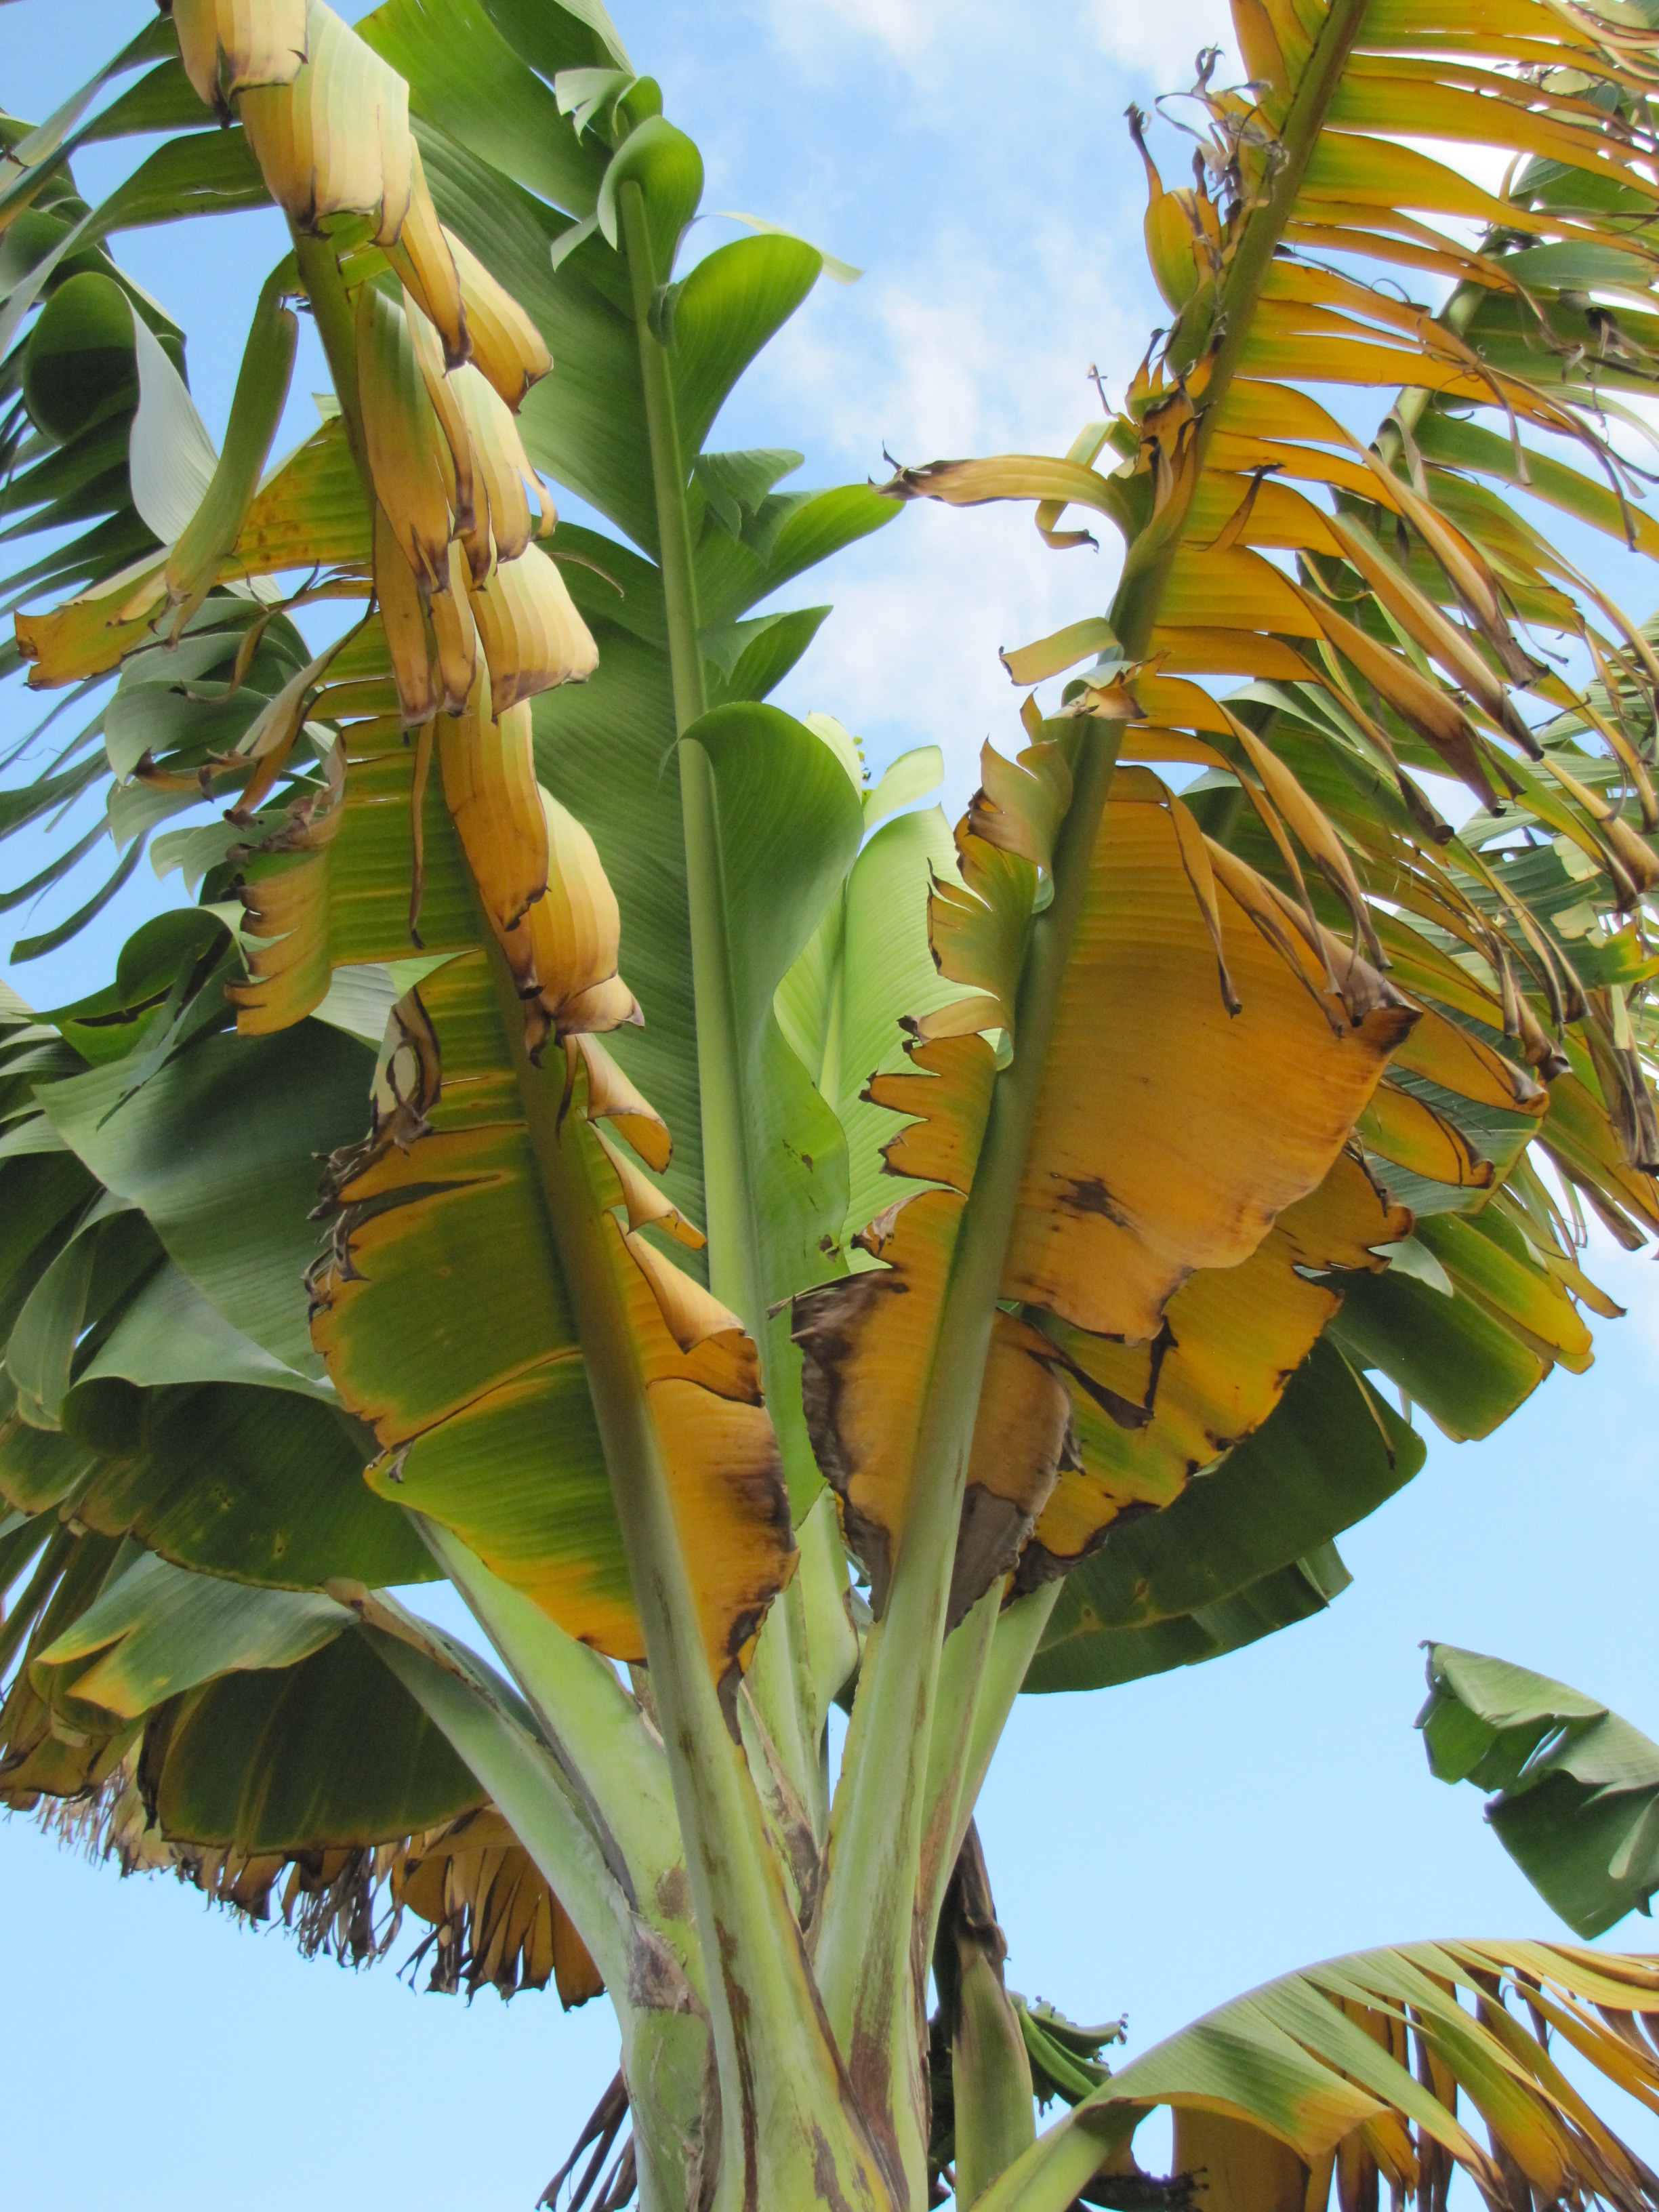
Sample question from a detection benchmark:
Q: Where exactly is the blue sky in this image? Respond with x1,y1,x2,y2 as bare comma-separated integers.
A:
4,3,1659,2207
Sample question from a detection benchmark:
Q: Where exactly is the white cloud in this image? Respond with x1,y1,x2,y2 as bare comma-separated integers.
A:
741,204,1152,794
773,496,1111,808
757,0,1238,91
1089,0,1234,85
750,0,943,68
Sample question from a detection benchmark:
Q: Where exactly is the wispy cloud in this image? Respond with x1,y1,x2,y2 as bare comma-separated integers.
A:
773,497,1108,807
748,212,1149,790
752,0,1240,94
753,0,941,67
1088,0,1234,87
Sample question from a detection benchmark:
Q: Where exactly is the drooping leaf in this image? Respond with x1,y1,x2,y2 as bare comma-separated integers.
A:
65,1379,431,1591
1027,1340,1422,1694
37,1549,352,1718
978,1941,1659,2212
41,1017,377,1380
141,1627,483,1855
1420,1644,1659,1940
796,769,1413,1615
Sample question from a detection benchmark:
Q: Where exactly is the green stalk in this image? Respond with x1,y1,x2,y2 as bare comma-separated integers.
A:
619,176,848,1880
815,719,1124,2199
618,181,766,1348
418,1521,704,1984
917,1583,1001,1946
367,1624,712,2212
291,229,372,495
481,928,890,2212
923,1586,1059,1953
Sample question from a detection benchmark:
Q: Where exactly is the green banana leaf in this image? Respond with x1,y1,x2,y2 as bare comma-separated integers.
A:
1420,1643,1659,1940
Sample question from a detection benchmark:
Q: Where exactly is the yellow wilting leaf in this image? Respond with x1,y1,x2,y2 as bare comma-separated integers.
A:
1144,627,1313,681
14,554,167,687
1188,467,1343,558
1231,0,1289,100
1130,104,1222,314
592,1126,705,1251
921,829,1036,1042
881,0,1659,1271
395,1807,604,2006
967,736,1074,874
1226,716,1384,970
1048,1942,1659,2212
225,657,483,1033
1015,1150,1410,1583
795,1189,966,1614
223,632,354,820
1158,545,1322,639
1299,588,1506,811
373,499,434,727
443,227,552,409
239,1,412,247
1000,615,1120,686
226,780,344,1034
1387,1000,1546,1120
310,953,794,1694
437,678,638,1060
798,757,1414,1616
384,142,468,369
1358,1082,1493,1191
467,541,598,712
226,413,372,580
173,0,308,115
1170,2110,1315,2212
879,451,1132,549
869,1033,998,1195
1324,510,1540,752
356,283,459,594
429,540,478,715
1544,752,1659,899
575,1036,672,1175
1002,790,1415,1342
947,1313,1075,1629
405,296,478,566
437,679,548,948
916,725,1070,1044
523,788,643,1056
451,365,555,569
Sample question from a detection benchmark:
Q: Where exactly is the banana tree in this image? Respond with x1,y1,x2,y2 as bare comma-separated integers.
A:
6,1,1659,2206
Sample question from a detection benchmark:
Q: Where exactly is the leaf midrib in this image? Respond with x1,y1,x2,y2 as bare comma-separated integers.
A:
1109,0,1374,660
